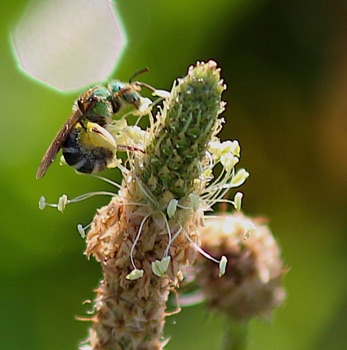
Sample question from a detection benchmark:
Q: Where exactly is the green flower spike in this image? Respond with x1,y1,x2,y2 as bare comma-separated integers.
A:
139,60,226,204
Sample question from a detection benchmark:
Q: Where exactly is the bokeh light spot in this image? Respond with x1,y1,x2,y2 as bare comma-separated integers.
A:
12,0,127,92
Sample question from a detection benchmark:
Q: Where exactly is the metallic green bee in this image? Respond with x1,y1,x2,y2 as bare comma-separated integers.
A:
36,76,152,179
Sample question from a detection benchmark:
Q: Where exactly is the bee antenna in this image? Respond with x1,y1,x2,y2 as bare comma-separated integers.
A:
136,82,156,93
129,67,150,83
129,67,156,93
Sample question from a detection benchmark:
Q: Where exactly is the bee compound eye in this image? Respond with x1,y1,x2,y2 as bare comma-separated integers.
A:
124,92,139,105
108,81,126,94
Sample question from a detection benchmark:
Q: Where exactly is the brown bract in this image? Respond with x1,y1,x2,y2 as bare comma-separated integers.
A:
196,213,287,321
83,180,197,349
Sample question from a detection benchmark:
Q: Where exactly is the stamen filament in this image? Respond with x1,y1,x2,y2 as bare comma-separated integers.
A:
184,227,220,264
164,224,182,257
90,174,122,189
70,191,115,203
130,213,151,269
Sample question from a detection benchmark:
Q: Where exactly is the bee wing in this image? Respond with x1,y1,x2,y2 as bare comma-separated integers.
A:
36,109,83,179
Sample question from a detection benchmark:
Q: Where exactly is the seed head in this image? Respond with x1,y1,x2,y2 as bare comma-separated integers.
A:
195,213,287,321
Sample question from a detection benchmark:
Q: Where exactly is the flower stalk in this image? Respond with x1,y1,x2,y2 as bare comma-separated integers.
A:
191,213,287,350
80,61,231,349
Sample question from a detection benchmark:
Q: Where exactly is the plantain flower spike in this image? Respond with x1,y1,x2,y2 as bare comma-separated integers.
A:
195,213,287,322
80,61,243,349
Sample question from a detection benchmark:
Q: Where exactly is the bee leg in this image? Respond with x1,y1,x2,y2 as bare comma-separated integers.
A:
79,118,88,130
62,122,117,174
117,145,145,154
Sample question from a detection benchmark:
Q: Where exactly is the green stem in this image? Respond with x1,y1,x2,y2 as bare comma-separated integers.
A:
223,318,248,350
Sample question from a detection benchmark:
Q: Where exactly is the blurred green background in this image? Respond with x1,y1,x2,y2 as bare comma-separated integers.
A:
1,0,347,349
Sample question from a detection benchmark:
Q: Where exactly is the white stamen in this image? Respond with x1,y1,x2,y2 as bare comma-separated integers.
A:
153,89,170,98
167,199,178,218
39,196,46,210
57,194,68,212
126,269,144,280
151,256,171,277
130,213,151,269
77,224,86,238
233,192,243,211
219,256,228,277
